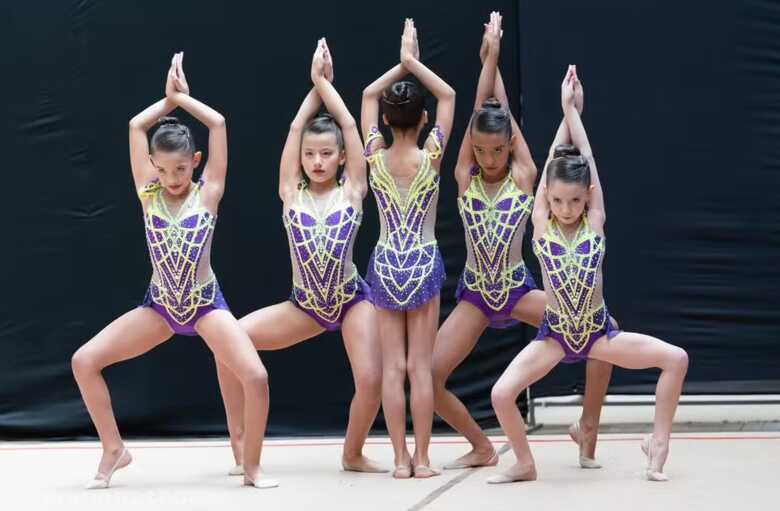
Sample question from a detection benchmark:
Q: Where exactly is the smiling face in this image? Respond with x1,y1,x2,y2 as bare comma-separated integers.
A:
149,150,201,196
471,129,513,179
546,178,589,226
300,131,344,186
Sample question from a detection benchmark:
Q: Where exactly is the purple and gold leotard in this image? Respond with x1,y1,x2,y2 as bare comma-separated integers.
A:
140,179,228,336
455,168,536,328
284,183,370,331
364,127,446,311
533,215,620,362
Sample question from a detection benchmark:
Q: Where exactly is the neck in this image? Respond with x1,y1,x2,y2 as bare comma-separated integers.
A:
555,216,583,238
480,167,509,184
389,128,420,147
307,178,338,195
162,182,193,202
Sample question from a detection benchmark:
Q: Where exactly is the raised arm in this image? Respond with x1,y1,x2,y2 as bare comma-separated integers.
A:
545,66,584,163
165,53,227,202
128,56,178,191
279,86,322,201
400,19,456,162
312,39,367,197
360,63,406,149
562,65,605,227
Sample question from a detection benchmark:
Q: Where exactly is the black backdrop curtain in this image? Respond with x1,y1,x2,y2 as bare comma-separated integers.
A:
1,0,777,439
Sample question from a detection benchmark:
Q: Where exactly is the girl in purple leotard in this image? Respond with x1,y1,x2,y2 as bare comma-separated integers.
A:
215,40,384,475
433,12,614,472
71,53,277,489
361,19,456,479
487,65,689,484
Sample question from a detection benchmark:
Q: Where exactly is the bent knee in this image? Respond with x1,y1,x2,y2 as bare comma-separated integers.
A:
491,383,518,409
239,365,269,387
668,347,689,373
71,348,99,376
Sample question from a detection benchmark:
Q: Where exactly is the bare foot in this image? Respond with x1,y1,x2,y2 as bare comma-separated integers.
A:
86,447,132,489
443,446,498,470
342,454,388,473
486,461,537,484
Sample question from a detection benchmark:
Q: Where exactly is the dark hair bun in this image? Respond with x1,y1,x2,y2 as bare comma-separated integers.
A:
384,81,415,105
552,144,581,158
155,116,181,128
381,80,425,129
481,97,502,109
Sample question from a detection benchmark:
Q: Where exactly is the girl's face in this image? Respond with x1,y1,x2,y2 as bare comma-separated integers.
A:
547,179,590,226
471,130,513,179
150,150,201,196
301,131,344,185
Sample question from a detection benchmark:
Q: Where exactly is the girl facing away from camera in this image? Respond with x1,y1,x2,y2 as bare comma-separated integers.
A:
361,19,455,478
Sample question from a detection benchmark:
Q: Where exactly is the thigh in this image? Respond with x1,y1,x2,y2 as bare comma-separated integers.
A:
406,295,440,366
341,300,382,379
433,301,489,377
376,307,407,368
588,331,679,370
197,310,267,377
495,338,565,392
509,289,547,328
239,301,324,351
76,307,173,368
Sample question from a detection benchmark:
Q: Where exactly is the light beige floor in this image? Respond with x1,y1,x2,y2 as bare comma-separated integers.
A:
2,432,778,511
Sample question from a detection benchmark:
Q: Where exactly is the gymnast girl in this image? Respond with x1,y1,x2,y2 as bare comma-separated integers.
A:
433,13,613,471
214,39,385,475
487,65,688,484
361,19,456,478
71,53,278,489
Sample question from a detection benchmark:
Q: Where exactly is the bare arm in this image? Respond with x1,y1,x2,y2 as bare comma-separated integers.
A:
360,63,406,150
160,53,227,208
280,88,322,201
129,97,176,191
562,66,605,230
400,19,456,164
312,39,366,198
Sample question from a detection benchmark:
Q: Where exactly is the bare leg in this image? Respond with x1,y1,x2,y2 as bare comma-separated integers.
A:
197,310,280,488
377,307,412,477
432,301,495,468
216,361,246,470
215,302,323,470
407,295,441,478
588,332,688,480
510,290,613,465
572,359,613,465
71,307,173,487
340,301,385,472
488,339,565,483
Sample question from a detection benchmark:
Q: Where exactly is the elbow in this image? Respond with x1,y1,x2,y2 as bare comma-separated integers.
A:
128,117,142,131
211,114,226,129
340,116,357,130
440,87,456,102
